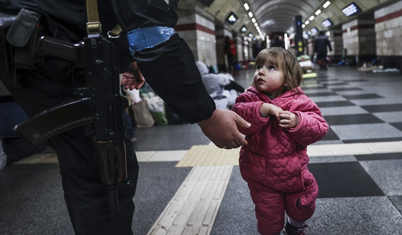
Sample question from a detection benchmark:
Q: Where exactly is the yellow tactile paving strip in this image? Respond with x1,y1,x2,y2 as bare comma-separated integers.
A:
175,145,240,167
147,165,233,235
11,141,402,166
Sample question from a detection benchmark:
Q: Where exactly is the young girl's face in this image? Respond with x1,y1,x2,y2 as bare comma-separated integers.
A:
253,58,286,98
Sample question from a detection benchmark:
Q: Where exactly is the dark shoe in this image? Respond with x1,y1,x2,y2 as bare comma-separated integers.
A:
283,221,308,235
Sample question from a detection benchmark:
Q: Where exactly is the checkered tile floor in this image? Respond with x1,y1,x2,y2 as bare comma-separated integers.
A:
1,66,401,235
134,67,402,235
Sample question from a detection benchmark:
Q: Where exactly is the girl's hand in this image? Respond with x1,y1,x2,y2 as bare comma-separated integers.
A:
260,103,283,118
268,104,283,119
278,111,299,129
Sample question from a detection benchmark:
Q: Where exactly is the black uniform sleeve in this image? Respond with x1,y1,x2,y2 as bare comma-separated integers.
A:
134,34,216,124
110,0,216,123
110,0,179,31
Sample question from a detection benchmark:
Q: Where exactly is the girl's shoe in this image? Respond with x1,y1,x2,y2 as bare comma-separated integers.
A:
283,221,309,235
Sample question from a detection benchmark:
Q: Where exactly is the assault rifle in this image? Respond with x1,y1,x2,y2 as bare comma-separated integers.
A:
14,33,129,217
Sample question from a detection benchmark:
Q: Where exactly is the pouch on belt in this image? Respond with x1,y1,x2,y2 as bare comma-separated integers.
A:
6,8,43,70
0,12,17,74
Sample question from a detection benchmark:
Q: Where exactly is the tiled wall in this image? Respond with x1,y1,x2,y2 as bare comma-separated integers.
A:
243,37,252,62
375,1,402,56
342,19,376,56
329,29,343,56
215,29,226,66
235,35,243,62
358,20,376,55
176,14,217,67
342,20,359,56
307,38,314,57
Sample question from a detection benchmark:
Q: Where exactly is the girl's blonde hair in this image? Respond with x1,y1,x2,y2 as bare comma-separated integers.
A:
255,47,303,93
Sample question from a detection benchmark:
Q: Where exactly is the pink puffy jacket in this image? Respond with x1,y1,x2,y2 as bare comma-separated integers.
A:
232,86,329,192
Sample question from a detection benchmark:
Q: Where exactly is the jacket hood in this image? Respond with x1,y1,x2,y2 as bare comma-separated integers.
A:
196,61,209,75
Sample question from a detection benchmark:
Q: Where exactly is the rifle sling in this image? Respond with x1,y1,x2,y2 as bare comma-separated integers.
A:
86,0,101,34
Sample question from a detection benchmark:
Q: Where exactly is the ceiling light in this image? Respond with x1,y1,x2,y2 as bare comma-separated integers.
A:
311,27,318,35
244,3,249,10
302,24,305,28
305,20,310,25
261,20,274,27
323,1,330,8
248,12,253,18
322,19,333,27
315,10,321,15
252,18,256,23
309,16,314,21
342,3,361,17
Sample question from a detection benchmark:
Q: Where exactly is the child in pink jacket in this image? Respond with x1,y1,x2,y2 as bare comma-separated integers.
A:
232,47,329,235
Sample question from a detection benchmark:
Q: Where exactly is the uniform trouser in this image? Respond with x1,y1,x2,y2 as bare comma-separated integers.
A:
0,60,139,235
53,127,138,235
317,53,328,68
226,54,235,72
246,173,318,235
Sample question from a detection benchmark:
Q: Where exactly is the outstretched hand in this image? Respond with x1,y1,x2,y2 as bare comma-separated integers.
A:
197,109,250,149
121,62,145,90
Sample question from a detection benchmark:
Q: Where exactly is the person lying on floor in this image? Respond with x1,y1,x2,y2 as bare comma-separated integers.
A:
196,61,245,109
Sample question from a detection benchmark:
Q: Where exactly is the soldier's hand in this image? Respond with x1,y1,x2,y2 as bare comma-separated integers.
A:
121,62,145,90
198,109,250,149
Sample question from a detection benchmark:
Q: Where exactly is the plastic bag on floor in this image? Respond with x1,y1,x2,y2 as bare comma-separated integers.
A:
144,96,168,125
132,100,155,127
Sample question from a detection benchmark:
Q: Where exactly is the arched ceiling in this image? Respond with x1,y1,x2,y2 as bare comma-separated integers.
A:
250,0,323,34
178,0,399,38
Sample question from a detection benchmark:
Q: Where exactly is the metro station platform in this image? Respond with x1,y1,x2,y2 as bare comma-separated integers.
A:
1,66,402,234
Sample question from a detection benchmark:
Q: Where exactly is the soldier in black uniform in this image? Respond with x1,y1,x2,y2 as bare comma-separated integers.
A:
0,1,250,235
